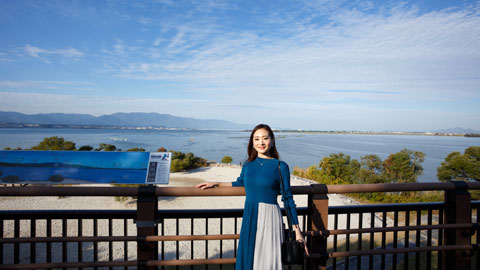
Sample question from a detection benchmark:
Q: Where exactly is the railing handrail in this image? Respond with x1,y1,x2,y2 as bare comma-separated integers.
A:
1,181,480,197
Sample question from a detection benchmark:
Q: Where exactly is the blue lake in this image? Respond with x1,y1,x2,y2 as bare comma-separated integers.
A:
1,128,479,182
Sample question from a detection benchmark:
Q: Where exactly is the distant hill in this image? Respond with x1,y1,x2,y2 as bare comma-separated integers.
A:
433,127,480,134
0,111,251,130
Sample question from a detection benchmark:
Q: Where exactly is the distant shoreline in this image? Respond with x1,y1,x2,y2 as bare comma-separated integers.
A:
274,130,472,137
1,124,479,137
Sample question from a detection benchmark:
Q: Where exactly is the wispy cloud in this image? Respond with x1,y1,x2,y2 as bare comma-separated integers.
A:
101,2,480,104
0,80,94,91
19,45,84,63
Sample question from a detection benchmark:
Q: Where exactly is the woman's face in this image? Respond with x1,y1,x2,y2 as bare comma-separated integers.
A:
252,128,273,158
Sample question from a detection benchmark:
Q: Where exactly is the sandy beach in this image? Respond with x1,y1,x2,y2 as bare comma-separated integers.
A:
0,165,385,265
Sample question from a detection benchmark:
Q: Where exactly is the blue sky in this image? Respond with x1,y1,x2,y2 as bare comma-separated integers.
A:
0,0,479,131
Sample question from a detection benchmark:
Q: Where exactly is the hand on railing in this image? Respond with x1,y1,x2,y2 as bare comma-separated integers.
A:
196,182,218,189
196,182,233,189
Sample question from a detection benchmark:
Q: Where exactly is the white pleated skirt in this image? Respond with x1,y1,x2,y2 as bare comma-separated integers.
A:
253,202,285,270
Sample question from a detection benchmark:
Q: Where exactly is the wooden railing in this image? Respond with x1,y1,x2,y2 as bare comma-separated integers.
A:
1,181,479,269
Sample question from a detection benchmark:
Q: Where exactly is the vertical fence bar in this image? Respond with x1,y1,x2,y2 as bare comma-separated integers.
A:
427,209,432,270
444,181,471,269
393,211,398,270
357,212,363,270
205,217,209,270
94,218,98,270
415,210,421,270
14,219,19,264
369,211,374,270
0,218,3,265
191,217,194,270
176,218,179,270
234,217,238,257
346,213,351,270
381,211,386,270
78,219,83,265
109,218,113,270
220,217,223,270
333,213,338,270
404,210,410,270
136,185,158,270
437,208,443,270
161,216,165,270
124,218,128,270
62,218,67,270
307,184,328,270
47,218,52,264
30,219,36,264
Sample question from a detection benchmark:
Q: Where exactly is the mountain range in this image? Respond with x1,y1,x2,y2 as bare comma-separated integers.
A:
0,111,251,130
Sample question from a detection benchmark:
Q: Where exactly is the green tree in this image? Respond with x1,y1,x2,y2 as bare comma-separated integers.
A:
437,146,480,182
358,154,386,184
382,149,424,183
96,143,117,151
78,145,93,151
170,150,207,172
127,148,145,152
314,153,360,184
221,156,233,164
31,136,76,151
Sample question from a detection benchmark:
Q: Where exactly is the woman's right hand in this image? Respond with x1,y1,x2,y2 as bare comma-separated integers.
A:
196,182,218,189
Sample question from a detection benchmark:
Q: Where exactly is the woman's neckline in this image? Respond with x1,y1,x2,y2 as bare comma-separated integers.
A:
257,156,275,160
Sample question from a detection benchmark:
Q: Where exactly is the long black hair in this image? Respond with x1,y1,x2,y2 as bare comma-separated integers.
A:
247,124,279,162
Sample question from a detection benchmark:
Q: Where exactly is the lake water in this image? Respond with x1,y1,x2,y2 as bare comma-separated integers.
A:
1,128,479,182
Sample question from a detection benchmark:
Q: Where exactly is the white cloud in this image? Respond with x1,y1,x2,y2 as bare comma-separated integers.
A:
0,80,95,91
103,3,480,104
21,45,84,63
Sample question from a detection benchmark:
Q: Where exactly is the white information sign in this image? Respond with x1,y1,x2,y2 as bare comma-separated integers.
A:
145,152,172,184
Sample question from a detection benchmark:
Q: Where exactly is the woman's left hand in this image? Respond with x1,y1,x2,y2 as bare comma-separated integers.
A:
294,227,309,256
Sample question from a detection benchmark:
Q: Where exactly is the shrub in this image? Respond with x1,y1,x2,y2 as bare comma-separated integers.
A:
221,156,233,164
170,150,207,172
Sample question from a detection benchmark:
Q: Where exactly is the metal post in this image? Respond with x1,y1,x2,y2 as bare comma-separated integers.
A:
137,185,158,270
307,184,329,270
443,181,471,270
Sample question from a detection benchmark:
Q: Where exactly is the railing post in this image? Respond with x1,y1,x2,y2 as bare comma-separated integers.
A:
307,184,329,270
443,181,471,270
137,185,158,270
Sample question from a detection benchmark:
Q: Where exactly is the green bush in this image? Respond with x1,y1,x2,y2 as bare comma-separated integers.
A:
221,156,233,164
170,151,207,172
31,136,76,151
127,148,145,152
78,145,93,151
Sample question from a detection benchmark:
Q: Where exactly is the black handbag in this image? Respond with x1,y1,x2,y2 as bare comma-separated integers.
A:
278,163,305,265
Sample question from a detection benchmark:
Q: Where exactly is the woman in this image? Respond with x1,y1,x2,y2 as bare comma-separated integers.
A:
196,124,308,270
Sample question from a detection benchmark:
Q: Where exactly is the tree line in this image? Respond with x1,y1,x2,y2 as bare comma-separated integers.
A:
293,146,480,203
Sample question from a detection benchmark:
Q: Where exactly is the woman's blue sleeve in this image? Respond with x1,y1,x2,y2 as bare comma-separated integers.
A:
232,164,245,187
280,162,299,225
